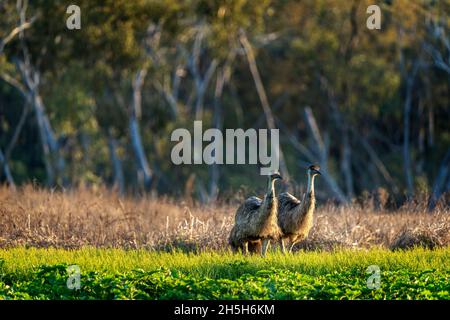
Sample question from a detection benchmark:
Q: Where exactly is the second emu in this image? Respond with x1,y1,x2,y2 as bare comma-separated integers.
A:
277,165,321,253
228,173,283,256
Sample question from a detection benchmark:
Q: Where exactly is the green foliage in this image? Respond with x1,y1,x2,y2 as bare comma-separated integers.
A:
0,247,448,300
0,263,448,300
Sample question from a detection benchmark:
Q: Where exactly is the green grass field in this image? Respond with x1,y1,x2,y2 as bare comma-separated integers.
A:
0,247,448,300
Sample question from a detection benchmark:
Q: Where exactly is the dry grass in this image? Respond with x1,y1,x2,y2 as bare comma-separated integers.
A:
0,185,448,251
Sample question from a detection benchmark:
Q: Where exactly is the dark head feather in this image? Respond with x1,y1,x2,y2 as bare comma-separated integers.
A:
270,172,283,180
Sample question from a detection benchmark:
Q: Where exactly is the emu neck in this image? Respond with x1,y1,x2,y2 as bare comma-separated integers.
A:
256,177,277,229
267,178,276,196
263,177,277,218
306,174,315,196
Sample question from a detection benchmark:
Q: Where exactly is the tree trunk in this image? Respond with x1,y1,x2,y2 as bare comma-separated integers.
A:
16,60,66,186
303,107,348,203
33,92,56,185
10,4,66,186
239,31,290,182
194,60,217,120
129,68,152,190
428,149,450,210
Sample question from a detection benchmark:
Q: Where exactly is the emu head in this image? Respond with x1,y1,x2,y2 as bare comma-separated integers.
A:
270,172,283,181
308,165,321,176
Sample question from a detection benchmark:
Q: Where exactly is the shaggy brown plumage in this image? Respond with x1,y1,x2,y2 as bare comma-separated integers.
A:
277,165,321,253
228,174,282,255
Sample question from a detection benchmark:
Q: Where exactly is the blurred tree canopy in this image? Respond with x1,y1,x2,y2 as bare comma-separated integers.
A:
0,0,449,207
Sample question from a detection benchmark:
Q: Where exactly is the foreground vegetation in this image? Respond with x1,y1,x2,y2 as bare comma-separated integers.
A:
0,247,448,300
0,188,448,299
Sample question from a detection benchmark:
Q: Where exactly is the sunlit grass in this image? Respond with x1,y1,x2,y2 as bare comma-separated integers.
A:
1,247,448,279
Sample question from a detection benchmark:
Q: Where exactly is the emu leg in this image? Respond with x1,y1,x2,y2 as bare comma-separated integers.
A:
261,239,271,257
288,241,297,253
243,241,249,255
279,238,286,254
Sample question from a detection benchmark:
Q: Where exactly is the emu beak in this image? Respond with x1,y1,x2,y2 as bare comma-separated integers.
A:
272,173,282,180
314,169,321,176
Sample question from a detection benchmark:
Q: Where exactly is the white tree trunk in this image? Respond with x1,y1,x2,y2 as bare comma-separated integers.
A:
303,107,348,203
239,31,290,182
129,68,152,190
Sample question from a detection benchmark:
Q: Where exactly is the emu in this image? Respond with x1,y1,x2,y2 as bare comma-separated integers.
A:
228,173,283,256
277,165,321,253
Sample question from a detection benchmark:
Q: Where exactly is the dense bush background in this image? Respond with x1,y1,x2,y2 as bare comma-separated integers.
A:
0,0,449,206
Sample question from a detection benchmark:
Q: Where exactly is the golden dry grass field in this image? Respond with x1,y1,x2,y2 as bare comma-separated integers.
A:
0,186,448,251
